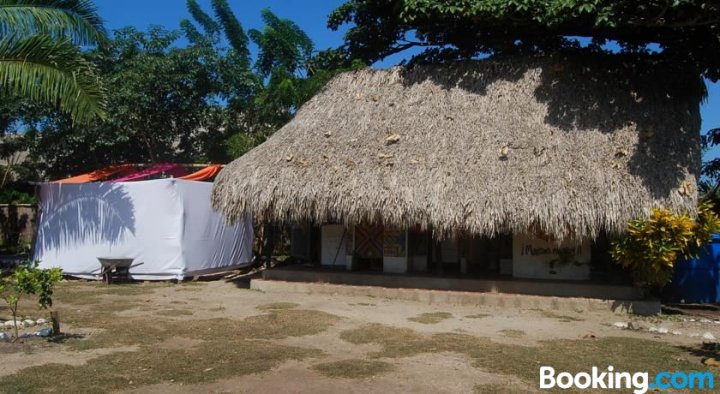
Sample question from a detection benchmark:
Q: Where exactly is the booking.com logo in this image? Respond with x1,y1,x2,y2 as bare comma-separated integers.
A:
540,366,714,394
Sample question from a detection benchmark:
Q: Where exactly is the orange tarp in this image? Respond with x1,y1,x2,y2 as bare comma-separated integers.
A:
178,165,222,181
54,164,136,184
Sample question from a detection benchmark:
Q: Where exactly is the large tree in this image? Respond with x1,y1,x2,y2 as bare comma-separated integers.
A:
29,2,362,179
0,0,106,124
329,0,720,80
183,1,362,158
29,26,224,178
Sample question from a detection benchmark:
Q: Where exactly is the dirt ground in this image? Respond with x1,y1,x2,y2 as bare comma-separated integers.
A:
1,277,720,393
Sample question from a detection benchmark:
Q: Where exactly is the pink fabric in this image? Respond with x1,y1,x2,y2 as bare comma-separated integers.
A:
110,163,187,182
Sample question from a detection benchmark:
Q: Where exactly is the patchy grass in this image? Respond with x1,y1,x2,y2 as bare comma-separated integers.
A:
340,324,428,358
256,302,300,311
63,308,340,352
58,281,170,297
0,282,339,392
5,281,709,392
499,329,526,338
408,312,453,324
339,324,712,387
0,339,321,393
155,309,194,317
0,337,64,355
243,309,340,339
632,313,685,323
537,310,584,323
60,299,148,331
313,359,395,379
465,313,491,319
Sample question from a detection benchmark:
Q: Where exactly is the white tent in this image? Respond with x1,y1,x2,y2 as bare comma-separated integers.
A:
34,179,253,280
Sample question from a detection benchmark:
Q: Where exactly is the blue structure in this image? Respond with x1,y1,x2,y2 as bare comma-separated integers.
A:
670,234,720,303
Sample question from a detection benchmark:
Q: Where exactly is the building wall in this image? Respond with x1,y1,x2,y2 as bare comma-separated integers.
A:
383,227,408,273
314,225,593,281
511,234,591,280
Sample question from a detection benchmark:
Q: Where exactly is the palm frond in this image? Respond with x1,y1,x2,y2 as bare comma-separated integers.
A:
0,0,106,45
211,0,249,59
187,0,219,36
0,33,105,124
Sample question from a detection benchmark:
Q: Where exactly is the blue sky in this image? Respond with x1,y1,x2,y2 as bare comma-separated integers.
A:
95,0,720,160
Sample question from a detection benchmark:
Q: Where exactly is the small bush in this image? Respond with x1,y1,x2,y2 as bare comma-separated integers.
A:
611,201,720,288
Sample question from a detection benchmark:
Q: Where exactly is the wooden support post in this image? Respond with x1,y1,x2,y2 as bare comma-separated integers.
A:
50,311,60,336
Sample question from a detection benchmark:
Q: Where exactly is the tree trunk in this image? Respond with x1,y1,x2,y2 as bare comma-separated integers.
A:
51,311,60,335
11,304,18,341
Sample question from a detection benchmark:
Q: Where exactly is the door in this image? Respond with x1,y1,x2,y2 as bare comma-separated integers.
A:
321,225,347,267
354,224,384,270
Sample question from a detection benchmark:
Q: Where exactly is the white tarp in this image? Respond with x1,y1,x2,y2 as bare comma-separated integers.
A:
34,179,253,280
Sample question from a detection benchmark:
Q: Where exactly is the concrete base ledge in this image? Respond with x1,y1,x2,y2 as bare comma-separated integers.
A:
263,267,643,298
250,279,661,315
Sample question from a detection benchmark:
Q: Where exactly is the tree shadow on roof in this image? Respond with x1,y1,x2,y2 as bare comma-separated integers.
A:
399,54,703,200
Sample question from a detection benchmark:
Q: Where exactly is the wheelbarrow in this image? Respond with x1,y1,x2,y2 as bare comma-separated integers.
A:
97,257,142,284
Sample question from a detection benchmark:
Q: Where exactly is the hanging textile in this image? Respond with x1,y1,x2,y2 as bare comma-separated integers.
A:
54,164,136,184
178,165,222,181
110,163,187,183
35,179,254,281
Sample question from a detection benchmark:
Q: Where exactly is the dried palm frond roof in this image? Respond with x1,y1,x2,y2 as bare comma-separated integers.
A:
212,55,703,240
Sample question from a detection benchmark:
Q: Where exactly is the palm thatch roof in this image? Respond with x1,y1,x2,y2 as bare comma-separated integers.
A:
212,56,703,240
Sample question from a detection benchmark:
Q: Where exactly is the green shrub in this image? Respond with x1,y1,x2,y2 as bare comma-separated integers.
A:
0,189,36,204
611,202,720,289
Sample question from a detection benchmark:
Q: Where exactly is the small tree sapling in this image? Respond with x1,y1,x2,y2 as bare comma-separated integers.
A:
0,260,62,340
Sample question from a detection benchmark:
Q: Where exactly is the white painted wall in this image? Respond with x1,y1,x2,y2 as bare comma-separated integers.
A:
383,228,408,273
512,234,591,280
384,257,407,273
321,225,349,267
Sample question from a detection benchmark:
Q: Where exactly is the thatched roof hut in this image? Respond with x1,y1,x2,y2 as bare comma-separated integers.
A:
212,56,702,240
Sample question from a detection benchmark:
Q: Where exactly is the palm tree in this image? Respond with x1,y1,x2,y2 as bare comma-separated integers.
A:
0,0,106,124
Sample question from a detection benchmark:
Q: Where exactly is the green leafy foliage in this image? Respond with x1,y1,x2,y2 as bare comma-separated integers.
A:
0,34,105,124
14,2,357,179
225,132,258,159
181,1,364,159
29,26,227,177
700,182,720,217
0,260,62,340
329,1,720,80
186,0,219,38
211,0,249,61
0,0,105,45
0,188,34,204
702,127,720,187
0,0,106,124
249,8,313,78
611,202,720,288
